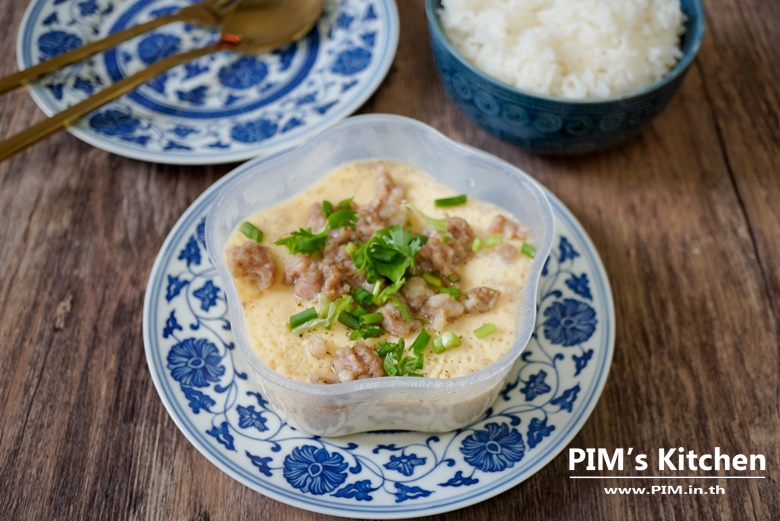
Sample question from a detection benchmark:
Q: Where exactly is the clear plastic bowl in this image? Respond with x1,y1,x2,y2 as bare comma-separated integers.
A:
206,114,554,436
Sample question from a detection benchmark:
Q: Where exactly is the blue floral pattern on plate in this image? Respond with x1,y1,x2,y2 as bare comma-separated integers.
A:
143,159,615,517
18,0,399,164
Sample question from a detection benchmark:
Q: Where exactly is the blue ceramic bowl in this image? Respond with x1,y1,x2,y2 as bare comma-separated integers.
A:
426,0,705,155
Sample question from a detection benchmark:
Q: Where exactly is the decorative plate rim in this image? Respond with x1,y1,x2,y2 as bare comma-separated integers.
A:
16,0,400,165
142,153,615,517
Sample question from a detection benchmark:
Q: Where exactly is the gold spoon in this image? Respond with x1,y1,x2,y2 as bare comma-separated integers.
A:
0,0,240,96
0,0,323,162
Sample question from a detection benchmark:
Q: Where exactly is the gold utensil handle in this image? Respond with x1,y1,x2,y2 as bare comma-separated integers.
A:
0,45,217,162
0,0,232,95
0,14,181,96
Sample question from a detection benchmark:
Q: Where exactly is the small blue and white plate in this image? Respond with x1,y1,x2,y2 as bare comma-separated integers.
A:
142,155,615,518
17,0,398,164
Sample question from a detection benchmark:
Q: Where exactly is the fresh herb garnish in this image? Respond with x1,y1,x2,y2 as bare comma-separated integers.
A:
483,235,503,247
290,295,354,334
377,329,430,377
433,331,462,354
422,273,442,287
338,311,362,330
322,197,354,218
439,287,460,299
474,323,497,339
360,312,384,325
290,307,318,330
274,228,329,255
350,225,428,285
471,237,483,252
521,242,537,258
375,277,405,305
275,199,357,255
349,325,384,340
366,278,417,325
352,286,374,307
240,221,264,243
326,207,358,230
404,203,448,234
409,329,431,356
377,338,405,376
435,194,467,207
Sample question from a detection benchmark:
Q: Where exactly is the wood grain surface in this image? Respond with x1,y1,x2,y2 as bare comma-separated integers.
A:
1,0,778,519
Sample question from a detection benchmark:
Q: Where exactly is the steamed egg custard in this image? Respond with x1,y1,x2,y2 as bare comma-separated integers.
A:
225,160,535,384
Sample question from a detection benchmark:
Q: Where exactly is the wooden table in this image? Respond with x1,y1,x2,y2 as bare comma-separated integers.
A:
1,0,778,519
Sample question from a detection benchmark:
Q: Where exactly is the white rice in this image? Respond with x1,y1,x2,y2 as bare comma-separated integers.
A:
439,0,686,99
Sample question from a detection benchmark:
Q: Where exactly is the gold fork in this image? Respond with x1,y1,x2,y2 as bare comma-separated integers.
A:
0,0,238,95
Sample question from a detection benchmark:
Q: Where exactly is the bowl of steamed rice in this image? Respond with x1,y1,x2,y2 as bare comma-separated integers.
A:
426,0,705,154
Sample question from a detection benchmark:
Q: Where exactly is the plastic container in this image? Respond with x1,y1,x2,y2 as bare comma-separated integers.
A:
206,114,554,436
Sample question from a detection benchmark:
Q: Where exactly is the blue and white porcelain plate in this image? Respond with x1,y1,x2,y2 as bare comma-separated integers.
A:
17,0,398,164
142,156,615,517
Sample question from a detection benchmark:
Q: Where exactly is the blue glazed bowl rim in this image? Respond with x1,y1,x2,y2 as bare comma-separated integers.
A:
425,0,705,106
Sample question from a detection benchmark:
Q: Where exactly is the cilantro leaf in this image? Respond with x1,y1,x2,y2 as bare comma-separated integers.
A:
375,278,405,305
274,228,328,255
275,198,357,255
326,207,358,230
336,197,354,210
350,225,428,285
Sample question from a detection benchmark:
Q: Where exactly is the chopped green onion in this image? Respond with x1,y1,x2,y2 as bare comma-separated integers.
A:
378,337,424,377
521,242,537,258
291,295,353,334
377,338,404,357
472,237,483,252
446,273,462,283
383,352,398,376
360,312,384,325
239,221,264,243
484,235,503,247
399,354,423,374
352,305,369,317
404,203,449,234
474,323,498,339
353,286,374,307
290,307,317,329
409,329,431,355
435,194,468,207
338,311,362,330
321,200,334,217
439,287,461,299
423,273,442,287
433,331,462,354
349,325,384,340
365,326,384,337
